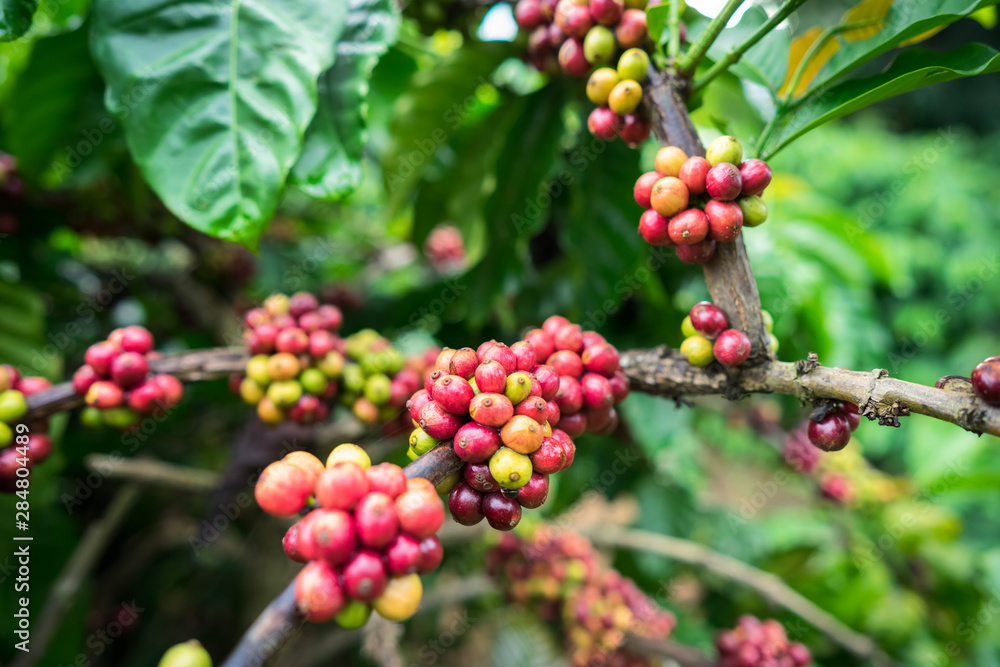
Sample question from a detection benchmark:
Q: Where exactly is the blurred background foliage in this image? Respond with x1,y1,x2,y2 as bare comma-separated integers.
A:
0,0,999,665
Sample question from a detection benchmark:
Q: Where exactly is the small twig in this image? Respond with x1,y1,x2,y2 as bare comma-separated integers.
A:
782,19,879,102
12,485,140,667
583,525,897,666
677,0,745,75
668,0,683,62
692,0,810,94
85,455,220,491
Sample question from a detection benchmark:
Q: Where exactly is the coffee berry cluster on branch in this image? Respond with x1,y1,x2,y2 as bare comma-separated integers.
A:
805,398,860,453
715,615,811,667
635,136,772,262
73,326,184,431
0,366,53,493
487,530,676,667
515,0,668,146
254,444,444,625
678,302,772,367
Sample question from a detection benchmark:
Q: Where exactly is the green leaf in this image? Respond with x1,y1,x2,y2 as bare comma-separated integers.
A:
761,43,1000,158
90,0,349,247
290,0,400,200
0,0,36,41
5,25,100,181
706,4,792,94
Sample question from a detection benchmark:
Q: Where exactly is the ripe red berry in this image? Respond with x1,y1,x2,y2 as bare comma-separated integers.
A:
582,342,619,376
317,304,343,330
739,158,772,196
713,329,751,366
548,397,561,426
667,208,709,246
840,402,861,430
678,156,710,195
110,352,150,389
276,328,309,355
152,374,184,406
530,437,567,474
309,509,356,565
580,373,614,410
515,472,549,509
386,534,422,575
587,406,618,434
308,330,337,358
355,491,399,549
554,376,584,413
554,325,584,353
120,325,154,354
558,411,587,438
342,550,388,602
365,463,408,498
283,522,309,563
417,536,444,574
547,350,583,377
706,162,742,201
532,364,561,401
509,341,537,372
704,199,744,242
633,172,663,209
255,461,313,517
431,375,475,414
557,3,593,38
85,341,120,377
128,380,165,414
73,365,99,395
615,8,646,48
589,0,623,25
407,389,432,423
587,107,622,141
464,462,500,493
483,492,522,531
620,113,651,145
436,348,456,372
543,315,571,337
449,347,480,379
316,462,369,510
252,323,278,353
514,396,549,424
608,370,629,403
454,422,502,463
418,400,465,440
475,360,508,395
469,393,514,428
449,481,485,525
638,209,673,246
85,381,124,409
972,357,1000,406
808,413,851,451
500,415,545,454
26,434,52,464
690,302,728,338
558,38,590,76
482,343,518,375
245,307,270,328
396,488,445,539
295,560,345,622
515,0,544,29
524,329,555,362
675,238,716,264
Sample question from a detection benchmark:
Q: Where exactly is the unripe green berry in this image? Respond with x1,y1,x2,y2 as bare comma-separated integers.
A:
583,26,616,65
469,378,481,395
317,351,345,378
343,364,366,393
706,135,743,166
616,48,649,82
681,315,697,338
364,374,392,405
608,80,642,114
240,377,266,405
81,406,104,429
504,371,534,405
409,427,438,456
103,407,140,429
586,67,620,105
0,389,27,423
158,640,212,667
769,333,780,352
406,445,419,461
738,195,768,227
267,380,303,408
488,447,533,490
761,310,774,333
680,335,714,366
246,355,271,385
0,422,11,447
300,368,329,395
335,600,372,629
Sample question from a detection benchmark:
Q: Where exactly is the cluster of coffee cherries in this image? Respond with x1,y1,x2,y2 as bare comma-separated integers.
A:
716,615,811,667
74,326,184,431
0,366,54,493
487,530,676,667
971,356,1000,406
255,444,444,625
339,329,420,425
678,302,769,368
516,0,659,146
634,136,772,262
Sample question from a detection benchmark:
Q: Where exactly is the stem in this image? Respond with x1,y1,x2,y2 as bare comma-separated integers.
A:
84,455,220,491
668,0,682,62
677,0,745,75
691,0,810,95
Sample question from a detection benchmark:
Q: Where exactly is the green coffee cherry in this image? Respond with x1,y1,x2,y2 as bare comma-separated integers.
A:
317,351,345,379
761,310,774,333
103,407,141,429
469,378,481,395
680,335,714,366
0,422,11,447
738,195,768,227
681,315,697,338
343,364,366,393
587,68,620,105
158,640,212,667
81,406,104,429
409,427,438,456
300,368,329,395
364,374,392,405
608,80,642,114
706,135,743,166
267,380,303,408
0,389,27,424
246,355,271,386
616,48,650,82
769,333,780,353
583,26,616,66
336,600,372,629
239,378,266,405
406,445,420,461
488,447,533,490
504,372,533,405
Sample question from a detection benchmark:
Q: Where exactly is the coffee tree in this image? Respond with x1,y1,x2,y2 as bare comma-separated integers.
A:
1,0,999,665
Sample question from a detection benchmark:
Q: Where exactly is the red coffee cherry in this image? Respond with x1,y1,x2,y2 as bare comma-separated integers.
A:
481,343,518,375
449,481,485,525
705,162,742,201
385,534,422,576
365,463,408,498
667,208,709,246
418,400,464,439
515,473,549,509
638,209,673,246
633,171,663,209
972,356,1000,406
295,560,345,622
469,393,515,428
713,329,752,366
342,550,388,602
464,461,500,493
482,492,522,531
431,375,475,414
523,329,555,362
529,437,567,474
675,238,716,264
678,156,710,195
808,413,851,452
316,462,369,510
690,302,728,338
355,491,400,549
395,488,445,539
739,158,772,196
416,535,444,574
255,461,313,517
309,509,357,565
704,199,744,243
454,422,502,463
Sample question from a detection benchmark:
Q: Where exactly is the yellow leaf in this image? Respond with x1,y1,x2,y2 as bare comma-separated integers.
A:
899,25,946,46
842,0,894,41
779,27,840,98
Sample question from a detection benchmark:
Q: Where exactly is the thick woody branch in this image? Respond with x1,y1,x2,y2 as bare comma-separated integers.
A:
642,66,771,359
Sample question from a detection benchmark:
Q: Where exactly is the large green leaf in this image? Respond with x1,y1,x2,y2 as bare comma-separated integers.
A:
4,25,100,181
705,4,792,94
90,0,349,246
761,43,1000,158
290,0,399,200
0,0,35,41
